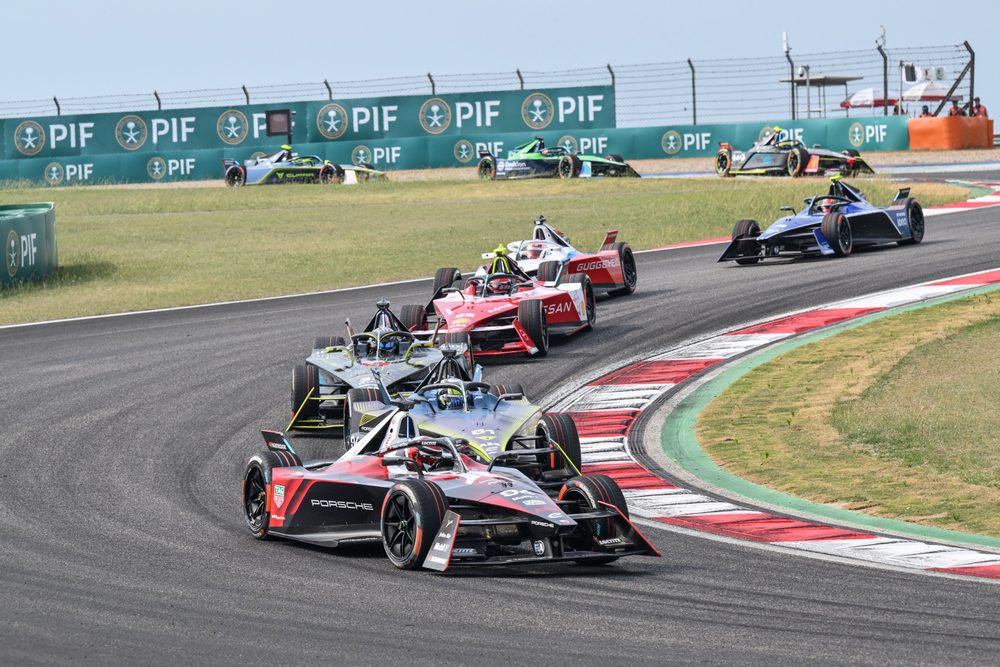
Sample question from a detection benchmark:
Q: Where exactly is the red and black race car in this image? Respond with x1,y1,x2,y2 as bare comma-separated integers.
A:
503,216,637,296
402,246,597,358
241,408,659,571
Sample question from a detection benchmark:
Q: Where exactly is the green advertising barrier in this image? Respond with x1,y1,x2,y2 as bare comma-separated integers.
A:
0,86,615,160
0,116,910,185
1,203,57,287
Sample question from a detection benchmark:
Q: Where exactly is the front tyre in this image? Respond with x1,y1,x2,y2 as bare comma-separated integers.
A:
560,273,596,330
381,480,447,569
537,413,582,476
558,155,581,179
821,211,852,257
225,166,246,187
715,150,733,177
786,147,806,177
399,304,428,331
290,364,319,421
243,452,285,539
558,474,629,564
477,156,497,180
731,219,763,265
517,299,549,357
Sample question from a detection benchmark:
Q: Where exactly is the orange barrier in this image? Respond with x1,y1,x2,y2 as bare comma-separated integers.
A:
908,116,995,150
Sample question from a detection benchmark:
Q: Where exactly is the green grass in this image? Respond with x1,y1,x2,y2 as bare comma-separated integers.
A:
0,177,967,324
698,292,1000,537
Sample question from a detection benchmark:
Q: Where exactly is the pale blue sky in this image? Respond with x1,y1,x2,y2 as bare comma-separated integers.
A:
3,1,996,115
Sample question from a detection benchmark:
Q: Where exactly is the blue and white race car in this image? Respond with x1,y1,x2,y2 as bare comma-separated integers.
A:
719,176,924,264
222,146,386,187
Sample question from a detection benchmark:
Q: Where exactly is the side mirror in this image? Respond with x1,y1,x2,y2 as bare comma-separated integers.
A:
780,206,796,214
381,454,423,476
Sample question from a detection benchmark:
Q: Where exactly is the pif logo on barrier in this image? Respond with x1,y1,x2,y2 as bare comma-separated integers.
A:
847,122,886,147
5,230,17,278
115,115,148,150
661,130,682,155
43,163,64,185
14,121,45,156
522,93,554,130
453,140,474,163
557,135,578,154
317,103,349,140
147,157,167,180
351,145,373,166
217,110,249,145
419,98,452,134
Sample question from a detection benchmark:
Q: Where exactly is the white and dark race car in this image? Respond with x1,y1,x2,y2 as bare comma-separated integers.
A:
222,145,386,186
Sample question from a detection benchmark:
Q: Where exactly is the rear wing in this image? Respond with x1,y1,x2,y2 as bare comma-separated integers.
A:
599,230,619,251
893,187,911,203
221,158,239,169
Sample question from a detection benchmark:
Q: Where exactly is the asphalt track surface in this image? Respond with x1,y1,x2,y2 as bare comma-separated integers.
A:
5,201,1000,665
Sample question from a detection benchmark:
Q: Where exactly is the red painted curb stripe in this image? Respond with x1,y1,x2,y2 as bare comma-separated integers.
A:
562,410,639,437
931,564,1000,580
583,462,676,490
929,268,1000,286
657,512,875,542
589,359,724,386
726,307,884,335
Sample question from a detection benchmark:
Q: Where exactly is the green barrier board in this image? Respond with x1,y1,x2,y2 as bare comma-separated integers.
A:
1,203,57,286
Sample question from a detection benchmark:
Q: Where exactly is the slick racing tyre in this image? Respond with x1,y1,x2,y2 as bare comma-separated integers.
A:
489,383,525,400
225,166,246,187
558,155,581,179
536,260,561,283
399,305,428,331
558,474,629,564
312,335,346,352
821,211,852,257
381,480,447,569
478,156,497,180
715,150,733,177
897,198,925,245
731,219,762,265
290,364,320,421
432,267,463,298
537,413,582,476
786,147,807,177
343,387,381,442
517,299,548,357
608,242,638,296
320,164,345,184
242,451,287,540
560,273,596,329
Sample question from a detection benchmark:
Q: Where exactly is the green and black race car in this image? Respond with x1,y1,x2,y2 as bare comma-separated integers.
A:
716,127,874,178
478,137,639,180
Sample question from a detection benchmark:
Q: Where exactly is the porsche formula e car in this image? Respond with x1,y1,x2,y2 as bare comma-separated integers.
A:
241,408,659,570
719,176,924,264
406,246,597,358
478,137,639,180
344,348,583,478
288,299,472,437
716,127,874,178
502,215,637,296
222,145,386,186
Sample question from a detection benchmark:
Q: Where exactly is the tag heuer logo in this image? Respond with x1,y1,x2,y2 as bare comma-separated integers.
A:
6,230,18,278
848,122,865,147
14,120,45,156
217,110,249,145
115,115,148,150
661,130,682,155
147,157,167,180
317,103,349,140
43,162,64,185
419,98,452,134
351,145,372,166
453,139,474,163
521,93,554,130
557,135,578,154
273,484,285,509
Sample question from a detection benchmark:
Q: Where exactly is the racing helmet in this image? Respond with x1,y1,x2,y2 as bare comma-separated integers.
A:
372,327,397,355
522,241,546,260
402,441,449,472
437,387,465,410
486,276,513,295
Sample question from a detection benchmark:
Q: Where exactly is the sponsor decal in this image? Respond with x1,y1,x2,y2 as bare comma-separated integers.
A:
557,135,578,154
146,157,167,180
6,230,18,278
848,122,865,148
273,484,285,509
452,548,478,555
428,555,448,565
661,130,682,155
310,499,375,511
419,98,452,134
115,115,148,150
598,537,624,546
574,258,619,272
530,520,554,528
545,301,571,315
317,103,349,140
453,139,474,163
351,145,372,166
532,540,546,556
13,120,45,156
547,512,565,519
43,162,64,186
521,92,554,130
217,110,249,145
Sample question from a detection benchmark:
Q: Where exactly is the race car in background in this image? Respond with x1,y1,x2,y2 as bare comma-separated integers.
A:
241,409,659,570
715,127,874,178
719,175,924,264
288,299,471,438
477,136,639,180
503,215,637,296
222,145,386,186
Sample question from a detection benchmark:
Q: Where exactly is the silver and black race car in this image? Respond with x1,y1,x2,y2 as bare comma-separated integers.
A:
719,176,924,264
222,145,386,186
716,127,874,178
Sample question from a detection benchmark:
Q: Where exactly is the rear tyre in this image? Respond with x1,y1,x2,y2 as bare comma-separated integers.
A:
432,267,463,298
731,219,763,265
312,335,346,352
558,474,629,564
517,299,548,357
558,155,581,179
537,413,582,476
715,150,733,177
290,364,319,421
477,156,497,180
536,260,561,283
786,147,806,177
608,243,637,296
343,387,381,442
399,305,428,331
821,211,852,257
560,273,596,330
897,199,924,245
381,480,447,569
242,451,285,539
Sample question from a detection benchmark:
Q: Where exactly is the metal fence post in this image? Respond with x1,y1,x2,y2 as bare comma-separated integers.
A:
242,85,250,105
53,96,61,116
606,64,615,87
323,79,332,101
427,73,435,95
965,40,975,110
516,69,524,90
877,44,888,115
785,52,796,120
154,90,162,111
687,58,696,125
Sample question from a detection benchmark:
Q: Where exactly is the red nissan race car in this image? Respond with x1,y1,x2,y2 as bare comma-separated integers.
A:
504,216,637,297
402,246,596,358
